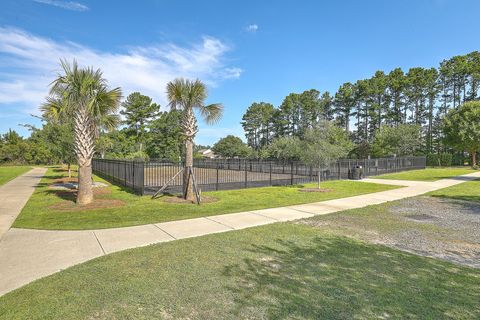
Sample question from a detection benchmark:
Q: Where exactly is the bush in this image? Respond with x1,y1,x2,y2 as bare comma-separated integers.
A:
427,153,453,167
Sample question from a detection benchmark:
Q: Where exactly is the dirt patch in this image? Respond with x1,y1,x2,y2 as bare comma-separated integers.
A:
298,188,333,193
49,198,125,211
406,214,437,221
162,195,219,204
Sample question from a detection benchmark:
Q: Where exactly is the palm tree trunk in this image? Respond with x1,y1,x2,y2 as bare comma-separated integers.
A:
74,106,95,205
182,108,197,202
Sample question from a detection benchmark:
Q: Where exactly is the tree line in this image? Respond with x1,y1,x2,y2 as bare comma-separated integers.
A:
241,51,480,159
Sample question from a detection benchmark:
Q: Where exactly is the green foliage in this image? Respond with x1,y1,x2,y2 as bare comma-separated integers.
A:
146,110,184,161
120,92,160,151
300,121,353,169
371,124,422,157
265,136,303,161
212,135,251,158
426,153,453,167
443,101,480,165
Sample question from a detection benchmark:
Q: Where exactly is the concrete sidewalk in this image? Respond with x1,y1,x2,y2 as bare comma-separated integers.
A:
0,170,479,296
0,167,47,240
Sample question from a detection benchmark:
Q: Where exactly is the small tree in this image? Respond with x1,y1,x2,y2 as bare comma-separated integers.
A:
212,135,250,158
300,121,352,188
443,101,480,166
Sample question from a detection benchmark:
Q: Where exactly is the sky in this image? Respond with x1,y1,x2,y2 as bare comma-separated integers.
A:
0,0,479,145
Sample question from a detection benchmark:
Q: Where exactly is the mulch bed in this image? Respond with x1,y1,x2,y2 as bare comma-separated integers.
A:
52,177,78,184
47,187,117,211
298,188,333,193
162,195,219,204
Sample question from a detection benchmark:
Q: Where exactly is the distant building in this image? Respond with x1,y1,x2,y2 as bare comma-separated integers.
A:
198,149,216,159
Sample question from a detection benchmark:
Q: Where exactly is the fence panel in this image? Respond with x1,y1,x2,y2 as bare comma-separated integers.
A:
92,156,426,195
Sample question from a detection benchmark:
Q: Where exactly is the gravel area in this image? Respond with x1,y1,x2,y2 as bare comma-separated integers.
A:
305,196,480,268
386,196,480,267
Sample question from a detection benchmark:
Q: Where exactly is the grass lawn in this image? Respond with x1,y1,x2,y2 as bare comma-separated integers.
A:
372,167,476,181
428,178,480,202
0,166,31,186
13,167,399,230
0,222,478,319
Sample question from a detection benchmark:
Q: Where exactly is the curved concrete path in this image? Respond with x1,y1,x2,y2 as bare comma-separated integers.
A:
1,170,479,296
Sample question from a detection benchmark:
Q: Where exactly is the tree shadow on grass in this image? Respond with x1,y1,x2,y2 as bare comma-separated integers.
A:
223,236,480,319
430,194,480,205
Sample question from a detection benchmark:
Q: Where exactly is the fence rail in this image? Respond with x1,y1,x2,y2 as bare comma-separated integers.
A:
92,156,426,195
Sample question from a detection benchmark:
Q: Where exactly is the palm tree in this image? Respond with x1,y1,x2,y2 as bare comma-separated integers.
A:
166,78,223,202
41,60,121,205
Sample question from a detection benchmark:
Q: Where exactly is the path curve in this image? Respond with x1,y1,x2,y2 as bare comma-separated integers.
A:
1,170,479,296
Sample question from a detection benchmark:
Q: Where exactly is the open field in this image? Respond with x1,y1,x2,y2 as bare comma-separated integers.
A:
13,166,399,230
1,221,479,319
0,166,32,186
372,167,476,181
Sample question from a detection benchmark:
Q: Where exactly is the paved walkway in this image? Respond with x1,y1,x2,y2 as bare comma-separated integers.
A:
1,170,479,296
0,167,47,240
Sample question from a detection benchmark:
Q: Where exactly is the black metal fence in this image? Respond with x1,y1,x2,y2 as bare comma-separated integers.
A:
92,156,426,195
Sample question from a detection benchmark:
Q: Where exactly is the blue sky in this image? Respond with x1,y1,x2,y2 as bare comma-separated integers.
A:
1,0,479,145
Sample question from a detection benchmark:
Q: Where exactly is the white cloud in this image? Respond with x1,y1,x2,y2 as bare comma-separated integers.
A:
0,27,242,115
246,24,258,33
33,0,89,11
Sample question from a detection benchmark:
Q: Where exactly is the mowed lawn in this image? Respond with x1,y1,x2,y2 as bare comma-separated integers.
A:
428,178,480,202
0,166,31,186
372,167,476,181
0,223,478,319
13,167,399,230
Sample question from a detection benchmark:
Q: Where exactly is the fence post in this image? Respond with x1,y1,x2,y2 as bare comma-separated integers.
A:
124,160,127,187
338,161,341,179
244,159,248,188
269,162,272,186
216,161,219,191
132,161,136,192
140,161,145,195
290,162,294,185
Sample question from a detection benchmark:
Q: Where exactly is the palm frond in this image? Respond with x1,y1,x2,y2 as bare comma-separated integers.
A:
198,103,223,125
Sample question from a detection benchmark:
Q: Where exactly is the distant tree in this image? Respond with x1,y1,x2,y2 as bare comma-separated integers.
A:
241,102,275,149
41,60,121,205
443,101,480,166
166,78,223,202
120,92,160,152
212,135,250,158
300,121,352,188
334,82,356,132
146,110,184,161
371,124,422,157
266,136,303,161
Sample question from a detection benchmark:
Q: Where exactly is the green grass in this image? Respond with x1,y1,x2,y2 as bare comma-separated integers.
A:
428,178,480,202
0,166,31,186
1,223,478,319
372,167,476,181
13,167,399,230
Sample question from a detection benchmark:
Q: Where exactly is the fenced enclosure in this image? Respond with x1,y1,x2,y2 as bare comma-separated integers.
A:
92,156,426,195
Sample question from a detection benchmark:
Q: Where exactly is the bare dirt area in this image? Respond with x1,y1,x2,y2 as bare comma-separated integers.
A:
303,196,480,268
